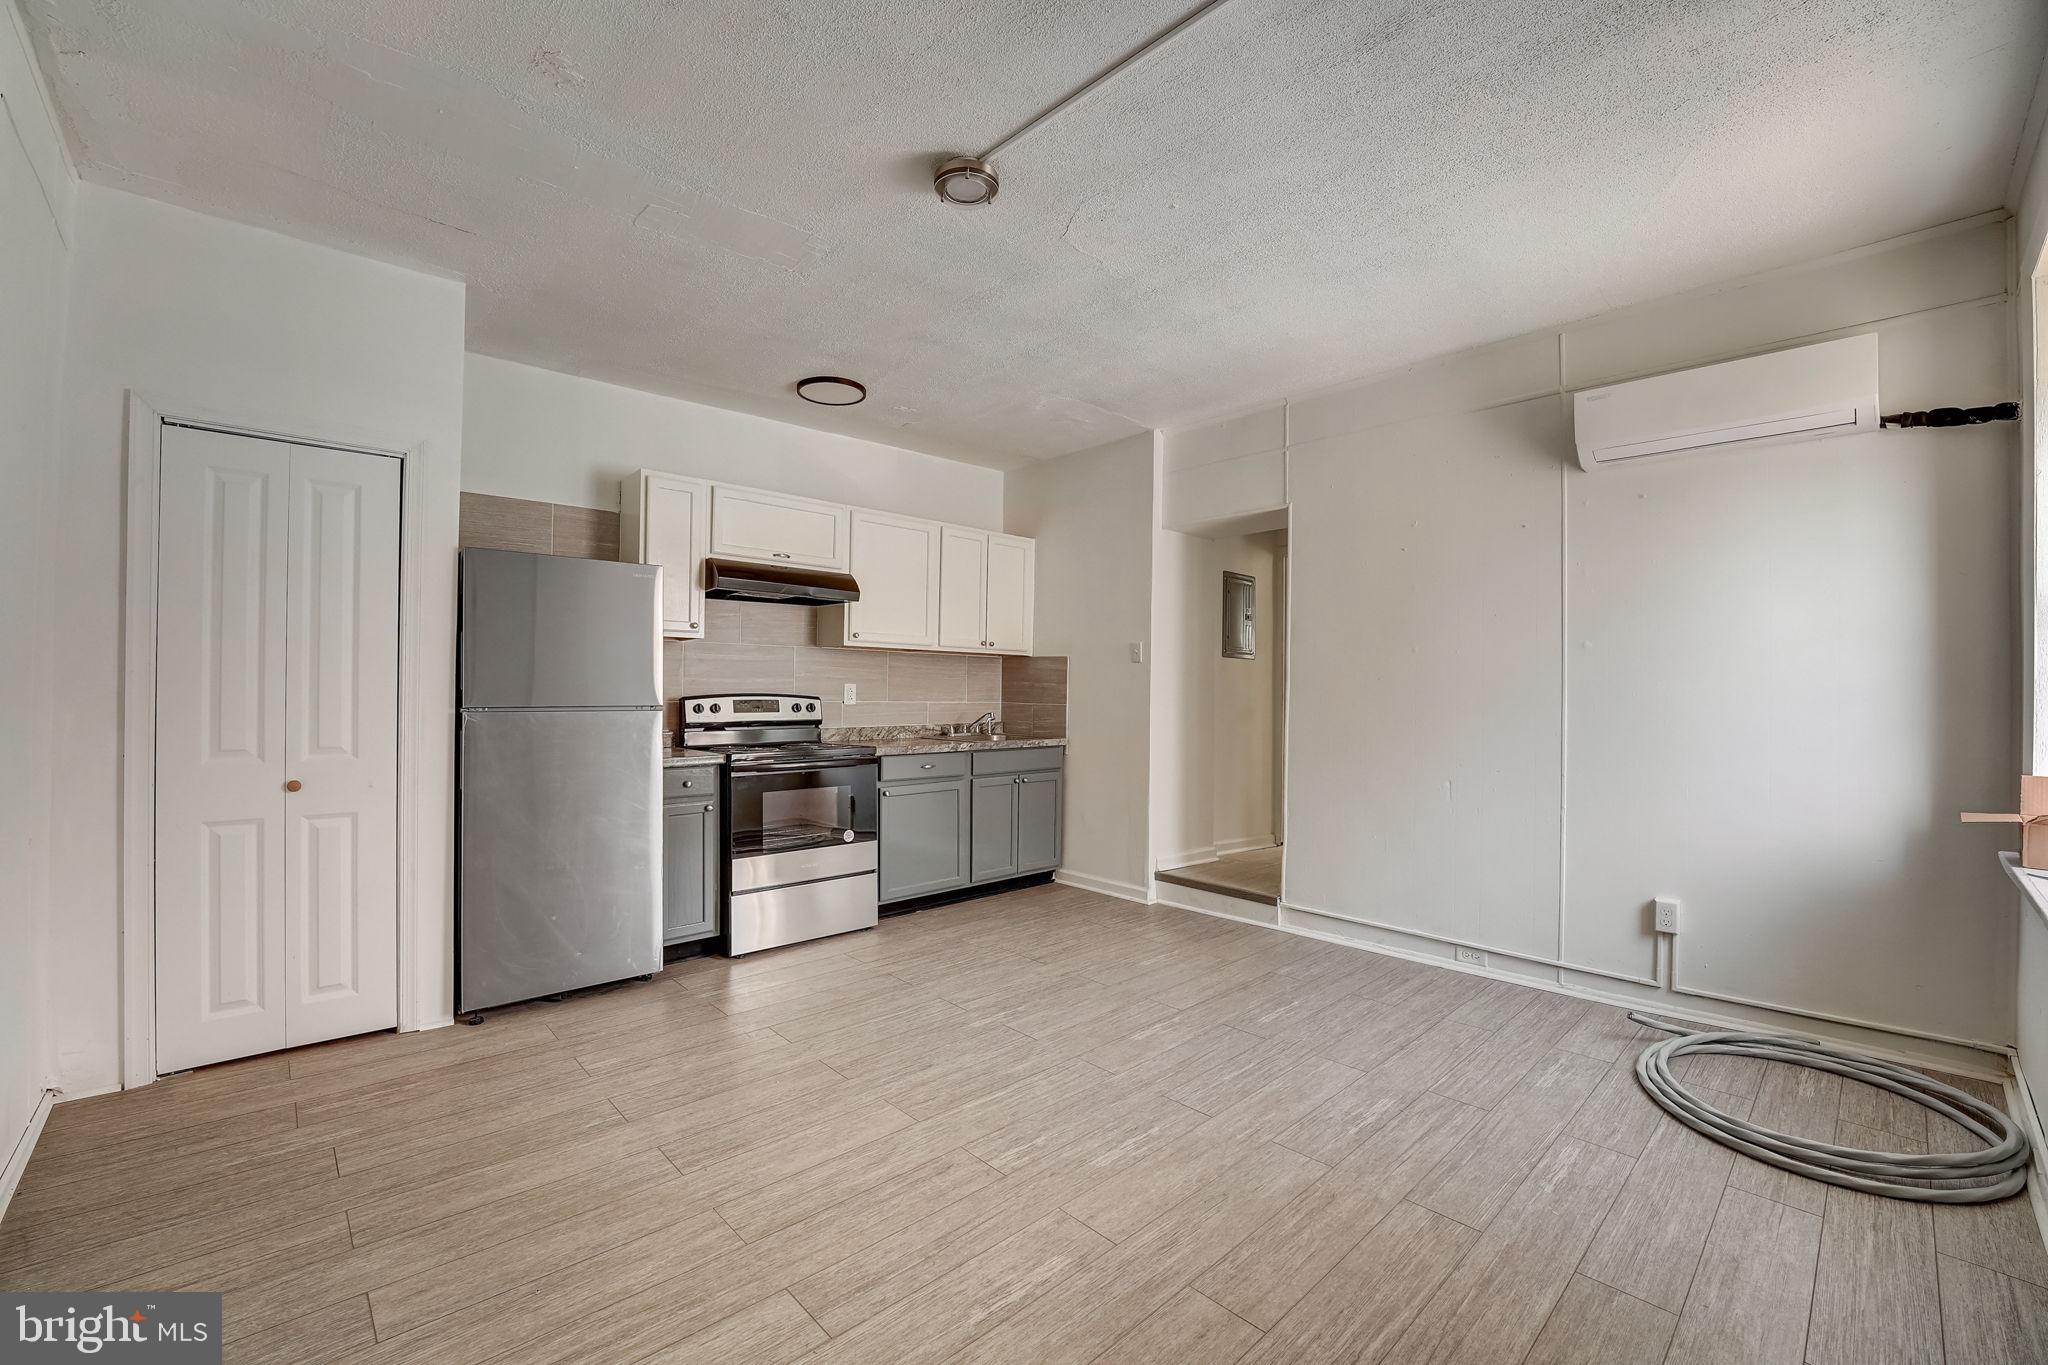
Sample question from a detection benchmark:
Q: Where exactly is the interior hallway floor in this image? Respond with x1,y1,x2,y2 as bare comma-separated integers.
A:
4,883,2044,1365
1156,845,1285,906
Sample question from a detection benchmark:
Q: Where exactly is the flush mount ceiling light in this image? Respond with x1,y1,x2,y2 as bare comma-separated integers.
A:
795,376,867,406
930,0,1245,211
933,156,998,207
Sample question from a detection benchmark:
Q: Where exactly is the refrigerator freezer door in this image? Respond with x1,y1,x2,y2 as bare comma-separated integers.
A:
460,549,662,709
459,709,662,1011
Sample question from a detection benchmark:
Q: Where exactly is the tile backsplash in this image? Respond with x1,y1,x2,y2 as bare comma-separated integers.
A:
668,600,1001,733
458,492,1066,737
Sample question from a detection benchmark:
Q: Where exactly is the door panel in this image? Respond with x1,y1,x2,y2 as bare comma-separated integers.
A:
663,801,719,943
985,535,1034,654
879,779,971,902
642,474,709,637
939,527,988,650
970,775,1019,883
157,427,292,1071
1015,773,1063,873
460,550,663,709
710,485,850,569
157,426,402,1073
460,709,662,1011
284,445,401,1047
847,510,941,647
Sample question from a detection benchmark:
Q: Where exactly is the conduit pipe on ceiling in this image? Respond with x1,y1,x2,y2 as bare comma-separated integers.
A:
978,0,1248,163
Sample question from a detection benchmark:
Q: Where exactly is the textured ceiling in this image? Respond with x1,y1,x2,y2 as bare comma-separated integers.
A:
24,0,2048,467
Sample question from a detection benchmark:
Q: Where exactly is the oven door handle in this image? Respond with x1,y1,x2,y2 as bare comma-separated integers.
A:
732,756,877,775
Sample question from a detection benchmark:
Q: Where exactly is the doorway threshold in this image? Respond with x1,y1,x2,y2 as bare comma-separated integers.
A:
1155,846,1282,906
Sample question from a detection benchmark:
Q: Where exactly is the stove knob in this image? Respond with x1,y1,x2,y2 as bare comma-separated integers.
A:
805,702,816,712
709,703,722,714
691,703,704,714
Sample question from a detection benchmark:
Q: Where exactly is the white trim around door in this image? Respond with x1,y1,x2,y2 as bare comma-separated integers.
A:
120,392,434,1089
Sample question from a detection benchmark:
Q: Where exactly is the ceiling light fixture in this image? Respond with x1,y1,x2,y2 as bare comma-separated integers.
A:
933,0,1246,210
933,156,998,207
796,376,867,406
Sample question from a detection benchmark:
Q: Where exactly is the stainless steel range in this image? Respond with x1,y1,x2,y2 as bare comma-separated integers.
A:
680,693,879,955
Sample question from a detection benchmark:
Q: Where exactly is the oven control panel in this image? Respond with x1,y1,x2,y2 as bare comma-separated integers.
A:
681,693,821,720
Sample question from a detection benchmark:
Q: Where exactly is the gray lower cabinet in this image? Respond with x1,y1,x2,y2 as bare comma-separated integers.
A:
1015,772,1063,873
969,775,1021,884
663,771,720,945
878,778,971,903
881,746,1064,901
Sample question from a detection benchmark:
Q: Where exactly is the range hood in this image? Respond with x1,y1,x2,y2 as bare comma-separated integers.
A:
703,557,860,607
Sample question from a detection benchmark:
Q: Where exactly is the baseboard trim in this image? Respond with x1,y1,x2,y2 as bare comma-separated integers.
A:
1054,870,1154,905
0,1089,56,1226
1154,847,1216,872
2008,1060,2048,1255
1147,897,2007,1079
1214,836,1277,856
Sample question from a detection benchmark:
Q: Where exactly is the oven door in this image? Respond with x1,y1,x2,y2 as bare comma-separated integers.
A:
727,757,878,863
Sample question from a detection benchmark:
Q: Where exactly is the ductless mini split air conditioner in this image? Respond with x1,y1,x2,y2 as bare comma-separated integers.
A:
1571,334,1880,472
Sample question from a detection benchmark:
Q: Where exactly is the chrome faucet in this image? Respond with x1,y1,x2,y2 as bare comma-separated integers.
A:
970,711,996,735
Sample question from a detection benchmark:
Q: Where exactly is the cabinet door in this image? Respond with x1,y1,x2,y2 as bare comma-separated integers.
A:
710,485,850,570
663,800,719,943
636,473,709,638
847,509,942,648
985,534,1034,654
1015,772,1063,873
969,775,1020,883
939,526,989,650
878,779,970,902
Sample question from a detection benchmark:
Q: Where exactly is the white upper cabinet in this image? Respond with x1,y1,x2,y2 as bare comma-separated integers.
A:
938,526,990,651
622,469,1033,655
821,509,942,649
932,527,1034,655
985,533,1034,654
710,484,850,570
623,470,710,638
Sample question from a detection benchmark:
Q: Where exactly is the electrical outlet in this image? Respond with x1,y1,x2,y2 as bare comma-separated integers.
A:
1129,641,1146,664
1654,898,1681,934
843,683,857,704
1454,946,1487,967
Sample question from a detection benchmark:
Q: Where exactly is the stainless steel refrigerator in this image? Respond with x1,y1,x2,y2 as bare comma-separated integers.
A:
458,549,664,1015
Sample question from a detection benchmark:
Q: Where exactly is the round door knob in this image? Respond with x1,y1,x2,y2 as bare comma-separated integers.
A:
285,780,303,793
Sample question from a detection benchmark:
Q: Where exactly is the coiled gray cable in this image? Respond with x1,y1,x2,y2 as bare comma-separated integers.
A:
1627,1013,2031,1204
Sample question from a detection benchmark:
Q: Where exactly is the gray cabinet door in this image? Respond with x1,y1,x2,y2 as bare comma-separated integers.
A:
878,779,971,903
970,775,1020,883
663,800,720,944
1015,772,1063,874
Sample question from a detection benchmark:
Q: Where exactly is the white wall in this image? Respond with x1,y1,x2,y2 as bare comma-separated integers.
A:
1005,433,1155,900
50,185,467,1096
0,0,72,1190
2012,93,2048,1125
464,354,1004,529
1172,217,2021,1054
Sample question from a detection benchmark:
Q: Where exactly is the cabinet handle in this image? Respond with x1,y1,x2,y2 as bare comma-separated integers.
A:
852,632,860,638
919,763,934,769
881,789,893,796
285,779,302,793
772,552,793,560
690,621,699,629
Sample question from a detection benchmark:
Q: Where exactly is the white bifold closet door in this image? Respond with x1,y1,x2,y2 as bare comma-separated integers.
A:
155,425,401,1074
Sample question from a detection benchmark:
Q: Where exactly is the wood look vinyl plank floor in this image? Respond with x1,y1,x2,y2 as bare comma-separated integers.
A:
4,882,2039,1365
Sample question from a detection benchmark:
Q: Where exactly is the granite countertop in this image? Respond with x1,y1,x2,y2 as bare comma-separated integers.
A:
662,749,727,768
863,736,1066,756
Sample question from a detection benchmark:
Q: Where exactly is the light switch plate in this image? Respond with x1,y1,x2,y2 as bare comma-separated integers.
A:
1129,641,1145,664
